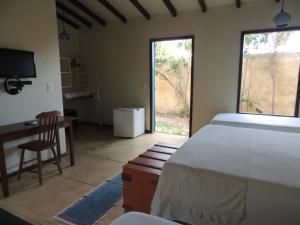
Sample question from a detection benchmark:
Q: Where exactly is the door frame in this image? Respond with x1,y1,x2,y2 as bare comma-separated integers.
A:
149,35,195,137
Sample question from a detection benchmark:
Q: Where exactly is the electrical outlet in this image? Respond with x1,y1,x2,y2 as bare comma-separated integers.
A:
47,82,54,93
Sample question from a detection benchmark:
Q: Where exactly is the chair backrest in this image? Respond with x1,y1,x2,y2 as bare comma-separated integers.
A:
36,111,61,145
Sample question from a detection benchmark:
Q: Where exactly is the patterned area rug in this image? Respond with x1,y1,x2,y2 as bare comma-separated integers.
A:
54,173,122,225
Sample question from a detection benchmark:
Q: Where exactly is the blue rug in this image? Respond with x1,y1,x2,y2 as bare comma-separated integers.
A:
56,173,123,225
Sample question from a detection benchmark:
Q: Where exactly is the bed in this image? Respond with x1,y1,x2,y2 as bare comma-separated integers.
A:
211,113,300,133
109,212,180,225
151,125,300,225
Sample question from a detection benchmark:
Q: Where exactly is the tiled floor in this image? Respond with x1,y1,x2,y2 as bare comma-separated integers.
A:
0,123,188,225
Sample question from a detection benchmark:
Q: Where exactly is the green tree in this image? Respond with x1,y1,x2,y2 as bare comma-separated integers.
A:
154,40,192,116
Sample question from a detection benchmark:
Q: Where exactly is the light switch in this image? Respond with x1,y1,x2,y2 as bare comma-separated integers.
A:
47,82,54,93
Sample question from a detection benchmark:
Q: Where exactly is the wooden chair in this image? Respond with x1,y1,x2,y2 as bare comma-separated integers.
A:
17,111,62,185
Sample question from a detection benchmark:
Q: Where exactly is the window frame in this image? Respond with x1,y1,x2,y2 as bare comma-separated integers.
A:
236,26,300,117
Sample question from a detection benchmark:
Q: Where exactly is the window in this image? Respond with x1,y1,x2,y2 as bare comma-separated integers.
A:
237,28,300,117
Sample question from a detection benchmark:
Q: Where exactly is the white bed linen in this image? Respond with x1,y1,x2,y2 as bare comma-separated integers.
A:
211,113,300,133
151,125,300,225
109,212,180,225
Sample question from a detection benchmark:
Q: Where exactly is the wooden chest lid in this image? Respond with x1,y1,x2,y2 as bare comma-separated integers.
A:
129,157,165,170
140,151,171,161
148,146,177,155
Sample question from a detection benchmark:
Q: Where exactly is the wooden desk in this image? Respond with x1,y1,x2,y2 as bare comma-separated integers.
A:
0,116,76,198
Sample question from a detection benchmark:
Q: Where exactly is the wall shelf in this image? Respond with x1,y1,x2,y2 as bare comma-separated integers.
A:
60,57,72,88
63,95,93,102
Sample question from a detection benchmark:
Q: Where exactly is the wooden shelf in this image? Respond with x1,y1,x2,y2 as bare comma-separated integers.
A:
60,58,72,88
60,57,89,89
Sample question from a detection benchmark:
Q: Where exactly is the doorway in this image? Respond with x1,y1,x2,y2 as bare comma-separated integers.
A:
150,36,194,137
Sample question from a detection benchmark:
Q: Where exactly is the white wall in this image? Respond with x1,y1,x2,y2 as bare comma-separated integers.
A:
78,0,300,133
0,0,66,173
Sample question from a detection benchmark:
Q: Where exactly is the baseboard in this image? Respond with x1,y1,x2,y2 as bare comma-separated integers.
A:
103,124,113,128
78,121,113,128
79,122,151,134
78,121,99,125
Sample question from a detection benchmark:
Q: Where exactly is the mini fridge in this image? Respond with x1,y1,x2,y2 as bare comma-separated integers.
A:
113,107,145,138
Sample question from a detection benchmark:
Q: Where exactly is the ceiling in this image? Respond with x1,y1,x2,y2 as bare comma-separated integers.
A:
57,0,254,27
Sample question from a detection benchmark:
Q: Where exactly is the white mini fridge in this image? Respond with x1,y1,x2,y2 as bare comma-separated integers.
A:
113,107,145,138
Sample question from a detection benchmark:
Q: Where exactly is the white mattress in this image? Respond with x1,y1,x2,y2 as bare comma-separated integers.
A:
211,113,300,133
151,125,300,225
109,212,180,225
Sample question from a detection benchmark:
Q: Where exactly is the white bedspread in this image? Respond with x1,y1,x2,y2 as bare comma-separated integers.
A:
110,212,180,225
151,125,300,225
211,113,300,133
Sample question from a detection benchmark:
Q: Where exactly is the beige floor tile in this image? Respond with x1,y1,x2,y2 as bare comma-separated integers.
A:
0,124,187,225
0,173,41,198
0,161,69,199
0,205,39,225
61,154,124,186
73,125,116,153
85,142,146,163
111,136,158,149
114,133,187,149
0,176,94,225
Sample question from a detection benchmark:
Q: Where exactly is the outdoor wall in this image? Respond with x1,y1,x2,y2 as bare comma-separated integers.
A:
241,53,300,116
156,72,191,115
79,0,300,133
0,0,66,173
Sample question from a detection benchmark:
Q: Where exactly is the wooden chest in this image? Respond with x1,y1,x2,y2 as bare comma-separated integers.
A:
122,143,179,213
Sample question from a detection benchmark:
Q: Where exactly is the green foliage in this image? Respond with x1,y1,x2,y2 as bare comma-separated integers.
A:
243,31,291,115
154,40,191,79
244,32,290,55
177,40,192,52
155,42,167,66
244,33,268,46
154,40,192,114
156,120,188,136
170,56,180,70
240,96,263,113
169,57,186,78
178,108,190,118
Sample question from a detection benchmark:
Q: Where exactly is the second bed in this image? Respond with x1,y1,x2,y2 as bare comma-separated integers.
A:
151,123,300,225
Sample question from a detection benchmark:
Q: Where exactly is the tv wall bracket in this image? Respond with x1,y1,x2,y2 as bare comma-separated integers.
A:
4,76,32,95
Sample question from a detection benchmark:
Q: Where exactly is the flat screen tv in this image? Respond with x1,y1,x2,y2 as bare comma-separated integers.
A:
0,48,36,78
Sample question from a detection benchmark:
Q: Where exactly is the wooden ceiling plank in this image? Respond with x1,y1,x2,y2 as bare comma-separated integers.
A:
97,0,127,23
57,13,80,30
162,0,177,17
56,0,92,27
129,0,151,20
67,0,106,26
198,0,207,13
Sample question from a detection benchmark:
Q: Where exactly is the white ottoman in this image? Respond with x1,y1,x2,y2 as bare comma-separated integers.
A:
109,212,180,225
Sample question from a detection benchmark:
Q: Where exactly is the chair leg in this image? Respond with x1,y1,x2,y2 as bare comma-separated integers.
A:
17,149,25,180
51,147,62,174
37,151,43,185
